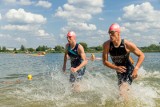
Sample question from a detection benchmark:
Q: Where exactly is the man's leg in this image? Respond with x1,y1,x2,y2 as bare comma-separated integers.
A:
117,73,131,101
119,82,130,101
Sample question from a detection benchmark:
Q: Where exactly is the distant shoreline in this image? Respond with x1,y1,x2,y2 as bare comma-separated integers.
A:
0,43,160,53
0,50,160,54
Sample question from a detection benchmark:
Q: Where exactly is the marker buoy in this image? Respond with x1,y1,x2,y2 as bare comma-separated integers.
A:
28,74,32,80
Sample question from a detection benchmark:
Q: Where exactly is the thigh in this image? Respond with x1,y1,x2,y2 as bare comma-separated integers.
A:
70,66,86,82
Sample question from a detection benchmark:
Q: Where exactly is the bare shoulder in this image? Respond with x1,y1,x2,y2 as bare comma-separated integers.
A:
103,40,110,46
124,39,136,47
78,43,83,48
78,44,85,52
103,40,110,48
124,39,137,51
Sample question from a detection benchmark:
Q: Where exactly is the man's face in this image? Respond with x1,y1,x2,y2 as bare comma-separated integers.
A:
108,31,119,42
67,36,74,43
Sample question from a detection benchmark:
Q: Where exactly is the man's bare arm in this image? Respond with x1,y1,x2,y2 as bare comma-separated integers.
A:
125,40,145,69
125,40,145,78
62,44,69,72
76,44,88,70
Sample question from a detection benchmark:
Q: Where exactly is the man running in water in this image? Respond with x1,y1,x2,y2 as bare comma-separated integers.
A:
62,31,88,90
102,23,145,98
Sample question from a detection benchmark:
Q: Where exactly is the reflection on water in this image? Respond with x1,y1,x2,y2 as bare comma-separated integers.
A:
0,53,160,107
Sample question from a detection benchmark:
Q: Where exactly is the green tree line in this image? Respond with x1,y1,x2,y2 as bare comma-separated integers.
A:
140,44,160,52
0,43,160,53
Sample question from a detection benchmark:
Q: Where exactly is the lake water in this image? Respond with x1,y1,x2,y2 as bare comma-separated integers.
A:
0,53,160,107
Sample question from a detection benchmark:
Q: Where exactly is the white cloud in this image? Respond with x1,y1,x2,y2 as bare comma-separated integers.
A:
118,17,121,21
55,0,103,21
122,22,151,32
99,18,104,21
121,2,160,31
119,2,160,46
0,33,12,38
55,6,92,21
68,0,103,14
97,30,107,37
61,22,96,34
5,8,46,24
3,0,16,3
1,24,36,31
70,22,96,31
36,29,49,37
55,0,103,37
3,0,33,5
1,25,51,38
18,0,33,5
0,33,24,47
123,2,160,22
36,0,52,8
68,0,103,8
15,37,27,43
63,3,75,11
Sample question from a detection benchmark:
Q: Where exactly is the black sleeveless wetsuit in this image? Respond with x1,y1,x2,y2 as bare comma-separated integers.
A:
109,39,134,85
68,43,86,82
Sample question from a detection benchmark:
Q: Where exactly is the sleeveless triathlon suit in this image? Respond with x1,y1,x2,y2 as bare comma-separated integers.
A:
68,43,86,82
109,39,134,85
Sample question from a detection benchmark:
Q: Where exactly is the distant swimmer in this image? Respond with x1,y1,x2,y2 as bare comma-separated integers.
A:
102,23,145,100
90,53,96,61
28,52,46,57
41,52,46,55
37,52,46,56
88,53,102,61
62,31,88,92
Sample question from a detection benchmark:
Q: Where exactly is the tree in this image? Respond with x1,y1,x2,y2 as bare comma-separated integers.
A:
13,48,17,51
27,48,35,52
54,45,64,52
2,46,6,52
42,45,48,51
20,45,25,51
140,44,160,52
79,42,88,51
36,46,41,51
36,45,48,51
95,45,103,51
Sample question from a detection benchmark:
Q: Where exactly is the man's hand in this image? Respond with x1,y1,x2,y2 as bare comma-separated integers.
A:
131,69,138,79
115,66,126,73
70,67,78,73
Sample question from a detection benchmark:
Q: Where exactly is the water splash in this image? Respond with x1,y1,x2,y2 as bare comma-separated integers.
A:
1,63,160,107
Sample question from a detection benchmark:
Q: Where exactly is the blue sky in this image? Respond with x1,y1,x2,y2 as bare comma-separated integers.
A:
0,0,160,48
